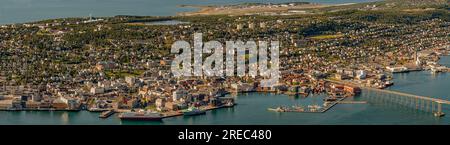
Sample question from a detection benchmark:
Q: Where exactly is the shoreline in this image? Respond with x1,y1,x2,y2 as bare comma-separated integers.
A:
0,1,373,25
177,3,357,16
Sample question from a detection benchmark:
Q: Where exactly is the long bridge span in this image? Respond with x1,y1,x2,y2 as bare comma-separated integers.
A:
326,79,448,117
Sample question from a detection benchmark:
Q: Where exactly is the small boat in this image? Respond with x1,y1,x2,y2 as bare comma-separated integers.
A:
292,105,304,111
431,68,441,74
385,81,394,87
308,105,322,112
222,101,235,108
268,107,286,112
118,111,163,121
434,112,445,117
182,107,206,116
323,97,337,102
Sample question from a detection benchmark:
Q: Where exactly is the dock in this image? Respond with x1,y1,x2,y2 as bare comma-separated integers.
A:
338,101,368,104
268,97,347,113
99,110,116,118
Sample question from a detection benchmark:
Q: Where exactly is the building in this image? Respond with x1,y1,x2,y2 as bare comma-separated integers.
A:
356,70,367,80
125,76,136,86
259,22,266,28
96,61,116,71
236,24,243,30
90,87,104,94
335,73,349,80
386,66,408,73
0,100,13,109
248,22,255,29
172,89,187,102
155,98,165,110
25,101,41,109
344,86,361,94
52,97,68,110
165,102,178,111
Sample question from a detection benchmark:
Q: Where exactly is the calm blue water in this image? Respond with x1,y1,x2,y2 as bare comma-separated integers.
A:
0,0,378,24
1,56,449,125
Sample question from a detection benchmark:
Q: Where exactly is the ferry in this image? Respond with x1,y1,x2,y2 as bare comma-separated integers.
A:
182,107,206,116
118,111,163,121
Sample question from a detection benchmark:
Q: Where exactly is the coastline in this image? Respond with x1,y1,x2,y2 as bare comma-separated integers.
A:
176,3,357,16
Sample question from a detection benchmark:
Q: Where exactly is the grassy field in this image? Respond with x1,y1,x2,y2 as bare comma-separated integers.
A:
310,34,344,39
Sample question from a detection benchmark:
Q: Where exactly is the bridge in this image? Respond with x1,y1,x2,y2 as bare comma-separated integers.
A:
326,79,448,117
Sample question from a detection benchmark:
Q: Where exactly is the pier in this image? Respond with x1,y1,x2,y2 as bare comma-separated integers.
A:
99,110,116,118
268,96,347,113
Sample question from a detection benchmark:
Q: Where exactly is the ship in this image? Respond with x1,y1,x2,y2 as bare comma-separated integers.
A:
118,111,163,121
182,107,206,116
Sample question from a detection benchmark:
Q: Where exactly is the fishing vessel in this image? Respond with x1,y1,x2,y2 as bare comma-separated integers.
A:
118,111,163,121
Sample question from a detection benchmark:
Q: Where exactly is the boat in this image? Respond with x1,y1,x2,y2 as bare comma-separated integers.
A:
292,105,304,112
434,112,445,117
118,111,163,121
323,97,337,102
267,107,286,112
222,101,235,108
307,105,322,112
431,68,441,74
182,107,206,116
385,81,394,87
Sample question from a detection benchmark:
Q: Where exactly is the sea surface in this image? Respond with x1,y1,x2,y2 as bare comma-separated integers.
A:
1,56,449,125
0,0,379,24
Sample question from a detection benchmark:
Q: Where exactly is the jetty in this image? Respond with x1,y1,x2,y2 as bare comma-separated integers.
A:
99,110,116,118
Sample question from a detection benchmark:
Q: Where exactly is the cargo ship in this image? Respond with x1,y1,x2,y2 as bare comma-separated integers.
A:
182,107,206,116
118,111,163,121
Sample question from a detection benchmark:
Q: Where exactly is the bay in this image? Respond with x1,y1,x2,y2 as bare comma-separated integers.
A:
0,0,378,24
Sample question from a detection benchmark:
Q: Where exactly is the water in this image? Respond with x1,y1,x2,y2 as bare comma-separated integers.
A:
0,0,378,24
1,56,449,125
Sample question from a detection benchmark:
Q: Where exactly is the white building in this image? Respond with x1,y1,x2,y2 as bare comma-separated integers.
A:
125,76,136,86
248,22,255,29
172,89,188,102
386,66,408,73
90,87,104,94
356,70,367,80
